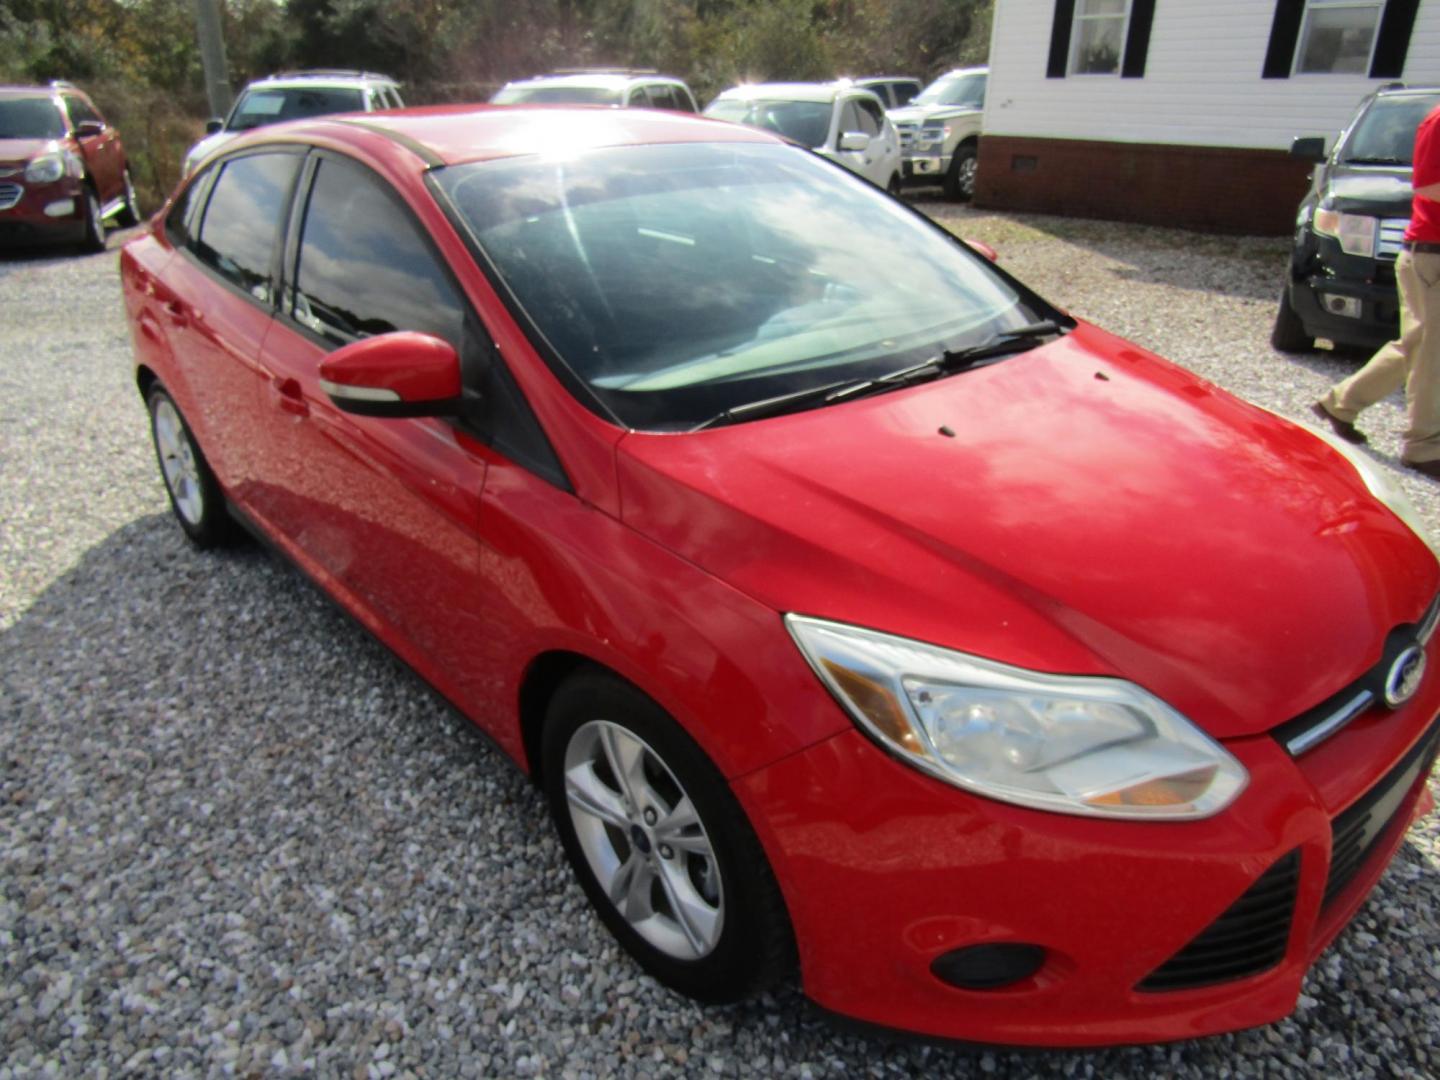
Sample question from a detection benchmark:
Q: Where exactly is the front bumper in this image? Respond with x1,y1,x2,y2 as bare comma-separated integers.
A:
735,660,1440,1046
0,176,88,246
903,152,949,179
1286,232,1401,351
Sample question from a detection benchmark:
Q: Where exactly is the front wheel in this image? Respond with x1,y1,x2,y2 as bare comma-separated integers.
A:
78,187,105,253
1271,286,1315,352
148,387,237,548
117,167,140,227
943,144,978,202
542,669,795,1002
886,173,902,197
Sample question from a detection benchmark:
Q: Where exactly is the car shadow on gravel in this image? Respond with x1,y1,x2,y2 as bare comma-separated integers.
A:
0,225,140,274
3,514,1437,1076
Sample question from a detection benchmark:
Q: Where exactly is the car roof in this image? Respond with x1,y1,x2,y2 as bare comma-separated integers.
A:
246,70,398,91
852,76,920,84
931,66,989,78
502,72,688,91
714,82,869,104
0,85,67,98
1374,84,1440,97
260,104,778,167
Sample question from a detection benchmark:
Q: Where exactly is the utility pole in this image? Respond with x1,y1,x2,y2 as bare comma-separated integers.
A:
193,0,233,119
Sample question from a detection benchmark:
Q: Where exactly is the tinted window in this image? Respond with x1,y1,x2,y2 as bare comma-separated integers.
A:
894,82,921,106
0,97,66,138
227,87,365,132
292,155,463,347
193,153,299,302
166,168,212,247
647,85,678,110
491,86,623,105
439,142,1048,430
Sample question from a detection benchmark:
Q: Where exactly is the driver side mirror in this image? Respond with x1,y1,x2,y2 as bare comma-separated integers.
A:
1290,136,1327,163
318,331,463,418
205,118,224,135
838,131,870,153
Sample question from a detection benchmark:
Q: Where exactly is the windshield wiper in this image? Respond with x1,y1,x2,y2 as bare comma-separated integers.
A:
690,321,1066,431
1344,156,1408,165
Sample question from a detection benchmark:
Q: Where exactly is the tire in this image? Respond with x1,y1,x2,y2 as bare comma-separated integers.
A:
147,387,237,548
542,668,795,1003
1271,286,1315,353
943,143,978,202
117,167,140,227
78,186,106,253
886,173,902,197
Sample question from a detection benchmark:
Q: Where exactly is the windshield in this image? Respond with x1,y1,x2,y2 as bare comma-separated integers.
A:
914,73,986,109
436,142,1051,430
226,87,365,132
492,86,624,106
1342,94,1440,164
0,97,66,139
703,99,833,147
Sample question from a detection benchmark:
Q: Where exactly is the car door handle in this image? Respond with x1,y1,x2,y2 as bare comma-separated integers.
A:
160,299,189,328
271,375,309,417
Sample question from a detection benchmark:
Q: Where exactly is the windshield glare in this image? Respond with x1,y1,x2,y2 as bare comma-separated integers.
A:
1343,95,1440,164
492,86,624,106
227,87,365,131
704,99,833,147
914,73,986,109
0,97,66,139
438,143,1047,430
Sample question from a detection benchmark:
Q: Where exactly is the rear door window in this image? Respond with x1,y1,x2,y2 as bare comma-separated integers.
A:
192,152,301,303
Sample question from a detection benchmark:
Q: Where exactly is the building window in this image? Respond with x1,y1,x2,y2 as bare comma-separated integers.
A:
1070,0,1131,75
1294,0,1382,73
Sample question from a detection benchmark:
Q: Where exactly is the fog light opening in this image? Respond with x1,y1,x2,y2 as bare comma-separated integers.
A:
1320,294,1362,319
931,943,1047,990
43,198,76,218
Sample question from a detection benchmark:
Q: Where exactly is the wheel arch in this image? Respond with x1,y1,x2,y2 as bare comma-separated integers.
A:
518,649,597,785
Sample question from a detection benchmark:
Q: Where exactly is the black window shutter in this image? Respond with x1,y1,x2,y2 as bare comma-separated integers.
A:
1371,0,1419,78
1263,0,1306,79
1121,0,1156,78
1047,0,1076,79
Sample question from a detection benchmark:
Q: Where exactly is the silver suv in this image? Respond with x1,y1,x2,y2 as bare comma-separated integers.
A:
491,70,698,112
183,70,404,175
887,67,987,200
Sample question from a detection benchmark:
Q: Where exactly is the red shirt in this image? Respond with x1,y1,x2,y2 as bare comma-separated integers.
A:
1406,103,1440,243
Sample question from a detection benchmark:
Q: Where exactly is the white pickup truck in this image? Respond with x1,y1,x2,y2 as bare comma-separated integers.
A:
887,67,987,201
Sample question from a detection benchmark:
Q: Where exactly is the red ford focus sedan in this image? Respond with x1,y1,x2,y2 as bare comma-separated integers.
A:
119,105,1440,1047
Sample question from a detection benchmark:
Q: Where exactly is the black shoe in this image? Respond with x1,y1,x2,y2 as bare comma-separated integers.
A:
1311,402,1368,445
1405,458,1440,479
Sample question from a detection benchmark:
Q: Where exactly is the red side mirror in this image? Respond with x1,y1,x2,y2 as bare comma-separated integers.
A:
318,331,462,418
964,239,999,262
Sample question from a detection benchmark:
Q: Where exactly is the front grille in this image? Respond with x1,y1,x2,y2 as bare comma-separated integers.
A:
1272,594,1439,757
0,181,22,211
1137,851,1300,993
1324,715,1440,908
894,121,918,151
1378,218,1409,260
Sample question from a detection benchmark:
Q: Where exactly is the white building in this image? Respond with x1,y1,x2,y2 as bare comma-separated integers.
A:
976,0,1440,233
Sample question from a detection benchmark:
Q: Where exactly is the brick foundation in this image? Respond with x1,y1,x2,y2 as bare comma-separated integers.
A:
973,135,1314,236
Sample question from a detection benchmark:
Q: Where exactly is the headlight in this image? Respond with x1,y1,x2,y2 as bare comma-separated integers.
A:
1308,424,1438,555
787,616,1248,820
1313,208,1376,257
25,153,65,184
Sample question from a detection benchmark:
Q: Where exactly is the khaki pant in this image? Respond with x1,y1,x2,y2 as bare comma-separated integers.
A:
1322,248,1440,463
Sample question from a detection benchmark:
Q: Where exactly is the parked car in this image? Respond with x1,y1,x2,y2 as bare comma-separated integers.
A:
491,70,698,112
183,70,403,176
848,75,923,110
1274,84,1440,353
0,81,138,251
887,66,987,200
120,104,1440,1048
704,83,902,192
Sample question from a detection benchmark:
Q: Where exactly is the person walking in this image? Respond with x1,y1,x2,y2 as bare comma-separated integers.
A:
1314,102,1440,478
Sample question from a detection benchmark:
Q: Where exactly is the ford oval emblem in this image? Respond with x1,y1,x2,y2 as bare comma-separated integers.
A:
1384,645,1427,708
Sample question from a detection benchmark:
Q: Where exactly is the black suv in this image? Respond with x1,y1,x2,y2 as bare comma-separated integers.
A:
1274,84,1440,353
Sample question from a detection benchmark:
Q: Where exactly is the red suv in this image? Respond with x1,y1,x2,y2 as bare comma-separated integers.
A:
119,105,1440,1047
0,81,138,251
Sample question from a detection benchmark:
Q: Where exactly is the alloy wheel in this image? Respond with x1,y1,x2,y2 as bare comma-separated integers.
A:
152,397,205,525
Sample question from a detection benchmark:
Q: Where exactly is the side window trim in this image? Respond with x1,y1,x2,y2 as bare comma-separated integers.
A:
181,145,306,314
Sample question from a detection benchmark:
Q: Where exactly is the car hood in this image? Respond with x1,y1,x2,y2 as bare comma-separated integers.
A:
888,103,981,125
0,137,59,170
616,324,1437,740
1323,163,1413,216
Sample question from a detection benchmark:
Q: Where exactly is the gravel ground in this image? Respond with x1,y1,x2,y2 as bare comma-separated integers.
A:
2,208,1438,1079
